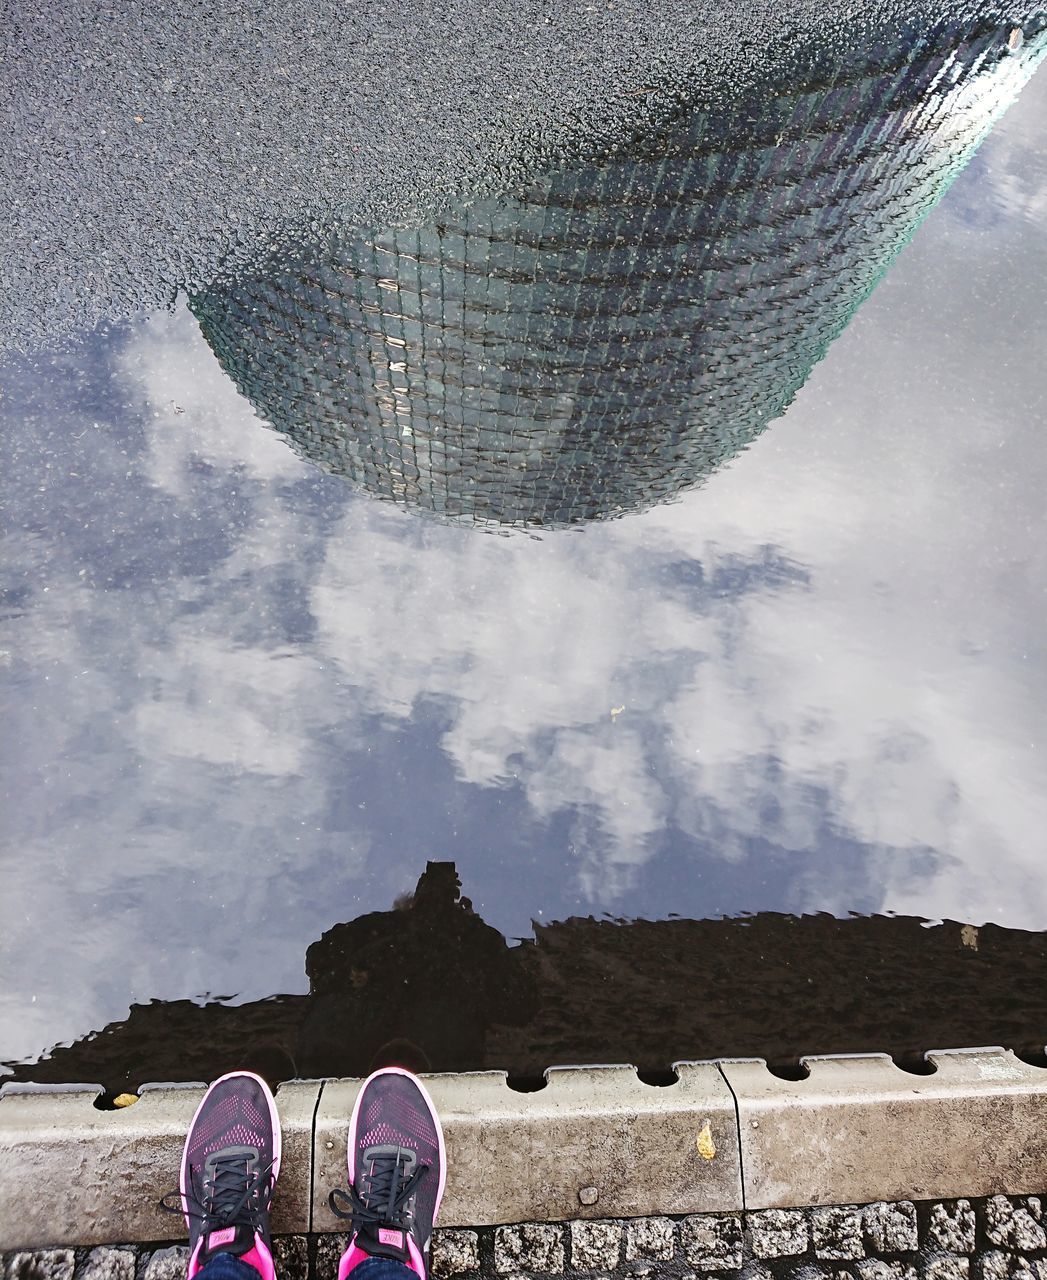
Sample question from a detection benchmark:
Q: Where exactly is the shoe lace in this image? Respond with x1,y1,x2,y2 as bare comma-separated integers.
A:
328,1146,430,1233
160,1154,276,1234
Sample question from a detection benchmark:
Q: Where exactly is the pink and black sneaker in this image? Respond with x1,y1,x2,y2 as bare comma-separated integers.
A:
329,1067,447,1280
162,1071,282,1280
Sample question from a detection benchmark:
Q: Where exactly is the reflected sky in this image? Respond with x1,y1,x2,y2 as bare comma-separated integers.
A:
3,33,1047,1071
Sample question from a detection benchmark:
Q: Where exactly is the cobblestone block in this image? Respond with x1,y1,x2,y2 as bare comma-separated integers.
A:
432,1230,480,1277
978,1256,1006,1280
6,1254,75,1280
978,1253,1040,1280
864,1203,918,1253
680,1215,743,1271
928,1204,977,1255
985,1199,1047,1251
314,1235,350,1280
625,1218,674,1262
923,1258,970,1280
79,1250,136,1280
750,1209,809,1258
18,1193,1047,1280
813,1207,866,1261
495,1224,564,1274
857,1260,916,1280
141,1250,189,1280
790,1266,837,1280
272,1237,308,1280
570,1221,621,1272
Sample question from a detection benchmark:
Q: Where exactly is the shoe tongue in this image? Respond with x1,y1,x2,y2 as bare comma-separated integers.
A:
357,1223,411,1264
202,1222,256,1261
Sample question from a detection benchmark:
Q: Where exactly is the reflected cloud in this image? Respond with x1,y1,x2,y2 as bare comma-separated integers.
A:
120,307,307,492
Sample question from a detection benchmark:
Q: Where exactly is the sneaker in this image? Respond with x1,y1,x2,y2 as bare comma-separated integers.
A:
329,1067,446,1280
162,1070,282,1280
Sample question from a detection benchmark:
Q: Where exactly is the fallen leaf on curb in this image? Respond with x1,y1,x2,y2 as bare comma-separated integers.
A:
113,1093,139,1108
696,1120,716,1159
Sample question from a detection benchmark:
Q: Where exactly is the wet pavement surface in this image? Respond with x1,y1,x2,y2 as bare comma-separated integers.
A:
5,0,1039,352
2,3,1047,1082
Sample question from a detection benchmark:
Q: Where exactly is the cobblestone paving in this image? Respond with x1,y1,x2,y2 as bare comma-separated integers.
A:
5,1197,1047,1280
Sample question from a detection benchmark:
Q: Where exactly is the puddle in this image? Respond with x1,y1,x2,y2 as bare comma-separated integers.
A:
6,862,1047,1092
3,6,1047,1081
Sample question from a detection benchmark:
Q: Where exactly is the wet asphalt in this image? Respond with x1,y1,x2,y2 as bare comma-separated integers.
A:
1,0,1040,351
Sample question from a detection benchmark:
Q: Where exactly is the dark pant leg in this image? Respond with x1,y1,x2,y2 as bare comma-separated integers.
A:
194,1256,267,1280
348,1258,417,1280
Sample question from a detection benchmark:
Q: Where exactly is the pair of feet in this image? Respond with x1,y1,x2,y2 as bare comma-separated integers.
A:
164,1068,445,1280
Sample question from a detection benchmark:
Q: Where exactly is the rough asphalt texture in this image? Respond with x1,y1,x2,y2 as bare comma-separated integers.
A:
3,0,1044,353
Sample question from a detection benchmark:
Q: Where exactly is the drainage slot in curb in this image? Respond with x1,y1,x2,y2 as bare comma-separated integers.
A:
1013,1045,1047,1069
92,1090,140,1111
636,1067,680,1087
766,1059,811,1081
892,1053,938,1076
506,1073,548,1093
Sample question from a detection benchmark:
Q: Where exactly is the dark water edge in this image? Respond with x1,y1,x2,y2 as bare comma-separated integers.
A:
6,863,1047,1097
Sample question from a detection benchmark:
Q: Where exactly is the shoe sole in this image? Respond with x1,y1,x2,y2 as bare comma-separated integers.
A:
178,1070,283,1230
346,1066,447,1219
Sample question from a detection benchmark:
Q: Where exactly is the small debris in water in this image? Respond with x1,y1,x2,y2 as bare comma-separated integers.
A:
610,705,625,720
1007,27,1024,52
961,924,980,951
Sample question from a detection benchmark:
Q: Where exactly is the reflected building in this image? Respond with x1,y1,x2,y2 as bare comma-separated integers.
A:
8,862,1047,1095
192,16,1045,527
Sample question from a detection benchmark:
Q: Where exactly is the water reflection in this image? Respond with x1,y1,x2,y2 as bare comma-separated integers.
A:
8,863,1047,1094
192,17,1045,525
3,13,1047,1081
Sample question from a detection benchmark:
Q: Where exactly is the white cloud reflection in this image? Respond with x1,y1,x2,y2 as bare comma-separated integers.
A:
127,306,307,490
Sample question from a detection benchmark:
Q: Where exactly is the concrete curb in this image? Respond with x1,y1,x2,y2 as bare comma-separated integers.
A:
0,1082,320,1250
314,1065,741,1230
3,1049,1047,1250
723,1049,1047,1210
